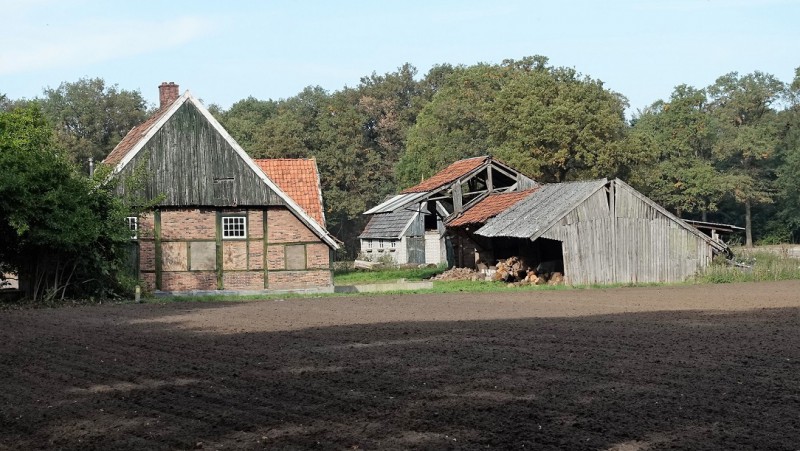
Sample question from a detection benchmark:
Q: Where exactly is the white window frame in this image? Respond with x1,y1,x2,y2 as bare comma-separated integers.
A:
125,216,138,240
222,216,247,239
379,240,384,249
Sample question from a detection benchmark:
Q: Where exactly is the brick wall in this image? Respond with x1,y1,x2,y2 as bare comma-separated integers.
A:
137,206,333,293
162,271,217,291
161,208,216,240
306,243,330,269
269,270,332,290
223,271,264,291
268,207,318,243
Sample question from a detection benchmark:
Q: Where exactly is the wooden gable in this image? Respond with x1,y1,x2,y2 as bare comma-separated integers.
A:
114,99,285,208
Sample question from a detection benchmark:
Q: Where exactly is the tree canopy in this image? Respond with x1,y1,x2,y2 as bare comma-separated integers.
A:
0,105,140,301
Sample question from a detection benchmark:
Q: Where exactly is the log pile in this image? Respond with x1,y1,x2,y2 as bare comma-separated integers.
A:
492,256,565,286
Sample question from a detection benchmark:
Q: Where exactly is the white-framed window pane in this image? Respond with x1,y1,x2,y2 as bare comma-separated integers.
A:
125,216,138,240
222,216,247,239
379,240,384,248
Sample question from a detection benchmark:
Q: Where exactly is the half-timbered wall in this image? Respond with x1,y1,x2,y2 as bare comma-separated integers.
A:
137,206,331,293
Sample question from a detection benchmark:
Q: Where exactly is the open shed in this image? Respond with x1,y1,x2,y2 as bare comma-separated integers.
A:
475,178,728,285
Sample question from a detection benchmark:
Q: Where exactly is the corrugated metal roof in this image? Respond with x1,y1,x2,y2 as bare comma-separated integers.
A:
476,179,608,239
364,192,429,215
359,208,418,239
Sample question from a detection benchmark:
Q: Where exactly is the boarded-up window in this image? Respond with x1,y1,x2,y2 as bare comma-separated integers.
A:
285,245,306,270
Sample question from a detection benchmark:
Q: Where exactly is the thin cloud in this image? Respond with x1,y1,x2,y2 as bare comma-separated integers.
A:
634,0,794,12
0,16,214,75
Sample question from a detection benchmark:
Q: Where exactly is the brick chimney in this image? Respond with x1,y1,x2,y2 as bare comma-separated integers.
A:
158,82,179,109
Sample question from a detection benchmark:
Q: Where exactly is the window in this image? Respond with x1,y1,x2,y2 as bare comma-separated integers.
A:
390,240,396,248
379,240,384,248
222,216,247,239
125,216,138,240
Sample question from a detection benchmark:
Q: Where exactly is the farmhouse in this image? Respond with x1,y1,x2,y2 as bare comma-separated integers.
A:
103,83,339,294
359,156,537,265
474,178,728,285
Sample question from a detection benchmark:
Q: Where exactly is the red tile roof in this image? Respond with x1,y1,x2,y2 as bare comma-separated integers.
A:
447,189,537,227
102,99,178,166
255,159,326,226
401,156,488,193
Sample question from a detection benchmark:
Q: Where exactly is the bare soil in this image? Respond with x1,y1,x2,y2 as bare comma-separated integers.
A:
2,281,800,450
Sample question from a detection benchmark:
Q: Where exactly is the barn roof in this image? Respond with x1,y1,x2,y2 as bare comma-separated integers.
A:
255,159,326,226
476,179,609,239
447,189,538,228
401,156,488,193
359,208,418,239
102,90,339,249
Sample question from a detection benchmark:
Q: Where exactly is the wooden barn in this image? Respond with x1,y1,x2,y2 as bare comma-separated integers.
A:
103,83,339,294
359,156,537,265
475,178,728,285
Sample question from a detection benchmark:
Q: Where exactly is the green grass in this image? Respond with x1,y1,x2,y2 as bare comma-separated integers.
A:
697,250,800,284
333,265,447,285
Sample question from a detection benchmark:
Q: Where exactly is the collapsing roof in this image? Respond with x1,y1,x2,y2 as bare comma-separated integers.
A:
401,156,489,194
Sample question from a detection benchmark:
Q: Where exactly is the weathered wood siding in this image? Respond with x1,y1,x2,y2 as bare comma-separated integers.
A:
612,184,711,284
540,189,614,285
540,183,713,285
117,101,284,207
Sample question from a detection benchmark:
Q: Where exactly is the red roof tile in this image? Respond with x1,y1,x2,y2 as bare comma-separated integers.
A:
102,99,178,166
401,156,488,193
255,159,326,226
448,189,538,227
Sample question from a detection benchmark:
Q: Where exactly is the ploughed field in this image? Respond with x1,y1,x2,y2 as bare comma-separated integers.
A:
2,281,800,450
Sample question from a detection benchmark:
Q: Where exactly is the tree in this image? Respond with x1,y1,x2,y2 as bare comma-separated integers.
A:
773,67,800,241
627,85,731,218
0,105,138,302
708,72,785,246
397,63,501,186
398,56,629,187
39,77,148,168
488,63,628,182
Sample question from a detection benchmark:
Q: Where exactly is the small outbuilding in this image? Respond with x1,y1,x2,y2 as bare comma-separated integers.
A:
475,178,728,285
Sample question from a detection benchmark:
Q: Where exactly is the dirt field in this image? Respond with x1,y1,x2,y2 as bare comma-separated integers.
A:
2,281,800,450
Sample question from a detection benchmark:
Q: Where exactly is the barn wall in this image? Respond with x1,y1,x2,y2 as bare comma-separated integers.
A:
541,189,614,285
539,183,714,285
612,184,711,284
137,206,332,293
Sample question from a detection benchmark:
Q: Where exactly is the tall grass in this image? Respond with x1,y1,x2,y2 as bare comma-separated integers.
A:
698,250,800,283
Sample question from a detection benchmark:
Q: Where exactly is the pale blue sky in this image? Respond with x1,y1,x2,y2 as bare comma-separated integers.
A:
1,0,798,115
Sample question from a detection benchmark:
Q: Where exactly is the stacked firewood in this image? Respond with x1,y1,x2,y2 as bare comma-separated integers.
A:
492,256,564,286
